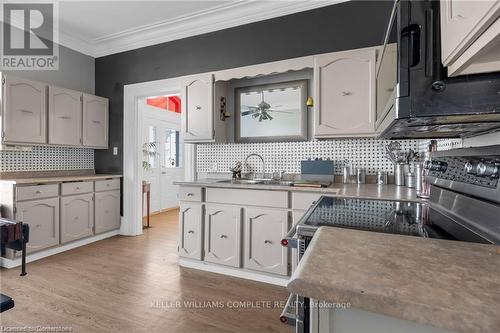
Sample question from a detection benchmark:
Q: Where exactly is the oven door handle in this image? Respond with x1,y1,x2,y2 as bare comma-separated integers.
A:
280,293,303,327
281,226,298,248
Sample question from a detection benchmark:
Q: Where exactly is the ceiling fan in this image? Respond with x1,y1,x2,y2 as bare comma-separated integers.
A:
241,91,294,122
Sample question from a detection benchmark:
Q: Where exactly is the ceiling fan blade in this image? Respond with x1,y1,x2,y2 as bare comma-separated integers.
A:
242,110,258,116
241,105,258,110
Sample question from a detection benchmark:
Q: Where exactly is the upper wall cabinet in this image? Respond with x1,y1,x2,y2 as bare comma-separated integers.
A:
441,0,500,76
181,75,226,143
82,94,109,149
313,47,376,138
182,74,215,142
49,86,83,146
1,75,47,145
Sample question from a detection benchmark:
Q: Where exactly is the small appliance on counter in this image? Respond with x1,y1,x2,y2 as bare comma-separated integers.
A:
299,158,333,187
280,144,500,332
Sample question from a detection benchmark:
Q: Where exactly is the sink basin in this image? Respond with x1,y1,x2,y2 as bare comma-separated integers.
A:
217,179,293,186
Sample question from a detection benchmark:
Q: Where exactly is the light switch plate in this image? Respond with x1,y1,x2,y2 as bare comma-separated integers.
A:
113,147,118,155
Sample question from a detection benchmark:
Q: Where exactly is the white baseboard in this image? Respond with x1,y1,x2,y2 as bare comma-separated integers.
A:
0,229,120,269
178,258,289,287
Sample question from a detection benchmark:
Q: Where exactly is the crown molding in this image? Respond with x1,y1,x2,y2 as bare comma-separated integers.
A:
69,0,347,58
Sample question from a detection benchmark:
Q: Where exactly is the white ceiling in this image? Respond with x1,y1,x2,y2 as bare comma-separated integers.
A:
30,0,347,57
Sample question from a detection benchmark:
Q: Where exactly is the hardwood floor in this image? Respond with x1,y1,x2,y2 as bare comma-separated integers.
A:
0,210,291,333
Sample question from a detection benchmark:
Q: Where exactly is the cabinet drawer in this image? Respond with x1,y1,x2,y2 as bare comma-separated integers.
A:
179,186,203,202
206,188,287,208
292,192,322,211
61,181,94,195
95,178,120,192
16,184,59,201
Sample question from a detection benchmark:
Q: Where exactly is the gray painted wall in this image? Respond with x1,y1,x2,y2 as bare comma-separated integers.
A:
94,1,394,173
0,25,95,94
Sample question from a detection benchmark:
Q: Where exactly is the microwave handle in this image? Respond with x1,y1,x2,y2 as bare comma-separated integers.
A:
402,24,421,68
425,8,434,77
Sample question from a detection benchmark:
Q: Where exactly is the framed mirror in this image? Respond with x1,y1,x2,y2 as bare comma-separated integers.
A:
235,80,307,142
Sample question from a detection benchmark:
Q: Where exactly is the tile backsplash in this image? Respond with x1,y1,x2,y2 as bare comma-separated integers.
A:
0,146,94,172
197,139,421,175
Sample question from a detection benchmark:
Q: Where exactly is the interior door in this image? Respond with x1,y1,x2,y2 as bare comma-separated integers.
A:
182,74,214,142
3,75,47,144
143,117,184,213
314,48,376,137
49,86,83,146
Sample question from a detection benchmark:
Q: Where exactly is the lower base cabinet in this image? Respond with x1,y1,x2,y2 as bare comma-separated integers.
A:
204,204,242,268
60,193,94,243
244,208,289,275
94,190,120,234
178,202,203,260
15,197,60,253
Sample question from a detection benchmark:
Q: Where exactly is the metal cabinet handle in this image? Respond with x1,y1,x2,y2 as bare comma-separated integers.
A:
92,120,101,124
35,190,42,194
195,106,202,110
187,230,194,234
341,91,353,96
59,116,71,119
187,193,194,197
19,109,34,114
280,294,299,326
264,240,272,244
76,187,80,190
219,234,228,239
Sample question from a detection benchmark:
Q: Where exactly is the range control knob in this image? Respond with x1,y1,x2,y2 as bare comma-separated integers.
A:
476,162,499,178
426,160,448,172
464,162,479,174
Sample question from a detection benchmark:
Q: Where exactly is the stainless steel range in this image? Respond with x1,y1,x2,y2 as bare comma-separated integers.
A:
280,144,500,333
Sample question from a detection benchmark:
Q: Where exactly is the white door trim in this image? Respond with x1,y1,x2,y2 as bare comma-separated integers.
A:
123,78,195,236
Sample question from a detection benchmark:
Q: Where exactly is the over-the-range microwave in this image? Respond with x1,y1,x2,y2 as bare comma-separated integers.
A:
376,0,500,139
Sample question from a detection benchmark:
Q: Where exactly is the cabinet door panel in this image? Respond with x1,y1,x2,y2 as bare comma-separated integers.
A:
49,86,82,146
440,0,500,65
3,75,47,144
15,198,59,253
244,208,288,275
178,202,203,260
204,204,241,267
83,94,108,148
61,193,94,243
314,48,376,137
94,190,120,234
182,74,214,142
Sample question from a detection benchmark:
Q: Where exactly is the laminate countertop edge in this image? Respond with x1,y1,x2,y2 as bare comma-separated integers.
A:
0,174,123,184
287,227,500,333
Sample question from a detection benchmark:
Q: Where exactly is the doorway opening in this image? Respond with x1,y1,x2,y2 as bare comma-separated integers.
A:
140,94,184,217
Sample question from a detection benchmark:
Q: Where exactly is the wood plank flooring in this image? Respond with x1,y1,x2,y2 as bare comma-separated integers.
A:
0,210,291,333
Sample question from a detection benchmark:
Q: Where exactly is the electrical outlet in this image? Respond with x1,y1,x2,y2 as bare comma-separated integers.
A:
113,147,118,155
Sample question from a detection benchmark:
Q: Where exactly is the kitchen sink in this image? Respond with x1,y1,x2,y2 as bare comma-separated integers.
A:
217,179,294,186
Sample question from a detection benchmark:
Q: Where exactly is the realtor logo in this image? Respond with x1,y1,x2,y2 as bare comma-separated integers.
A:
1,2,59,70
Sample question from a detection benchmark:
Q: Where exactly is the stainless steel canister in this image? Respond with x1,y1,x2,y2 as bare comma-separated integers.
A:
415,163,424,192
342,166,350,184
406,172,416,188
394,163,407,186
376,171,388,185
356,168,366,184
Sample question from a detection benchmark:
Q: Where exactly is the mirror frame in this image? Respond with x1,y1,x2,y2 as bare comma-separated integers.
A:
234,80,308,143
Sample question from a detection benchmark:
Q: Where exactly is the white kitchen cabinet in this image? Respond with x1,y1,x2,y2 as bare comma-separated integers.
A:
82,93,108,148
49,86,83,146
440,0,500,76
60,193,94,243
244,208,288,275
178,202,203,260
1,75,47,145
204,204,242,267
15,197,60,253
314,47,376,137
94,190,120,234
182,74,215,142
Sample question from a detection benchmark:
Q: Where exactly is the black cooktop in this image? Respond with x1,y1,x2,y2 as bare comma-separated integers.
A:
298,196,491,244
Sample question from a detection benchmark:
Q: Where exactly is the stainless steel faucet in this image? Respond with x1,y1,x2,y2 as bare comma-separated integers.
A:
244,153,266,179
